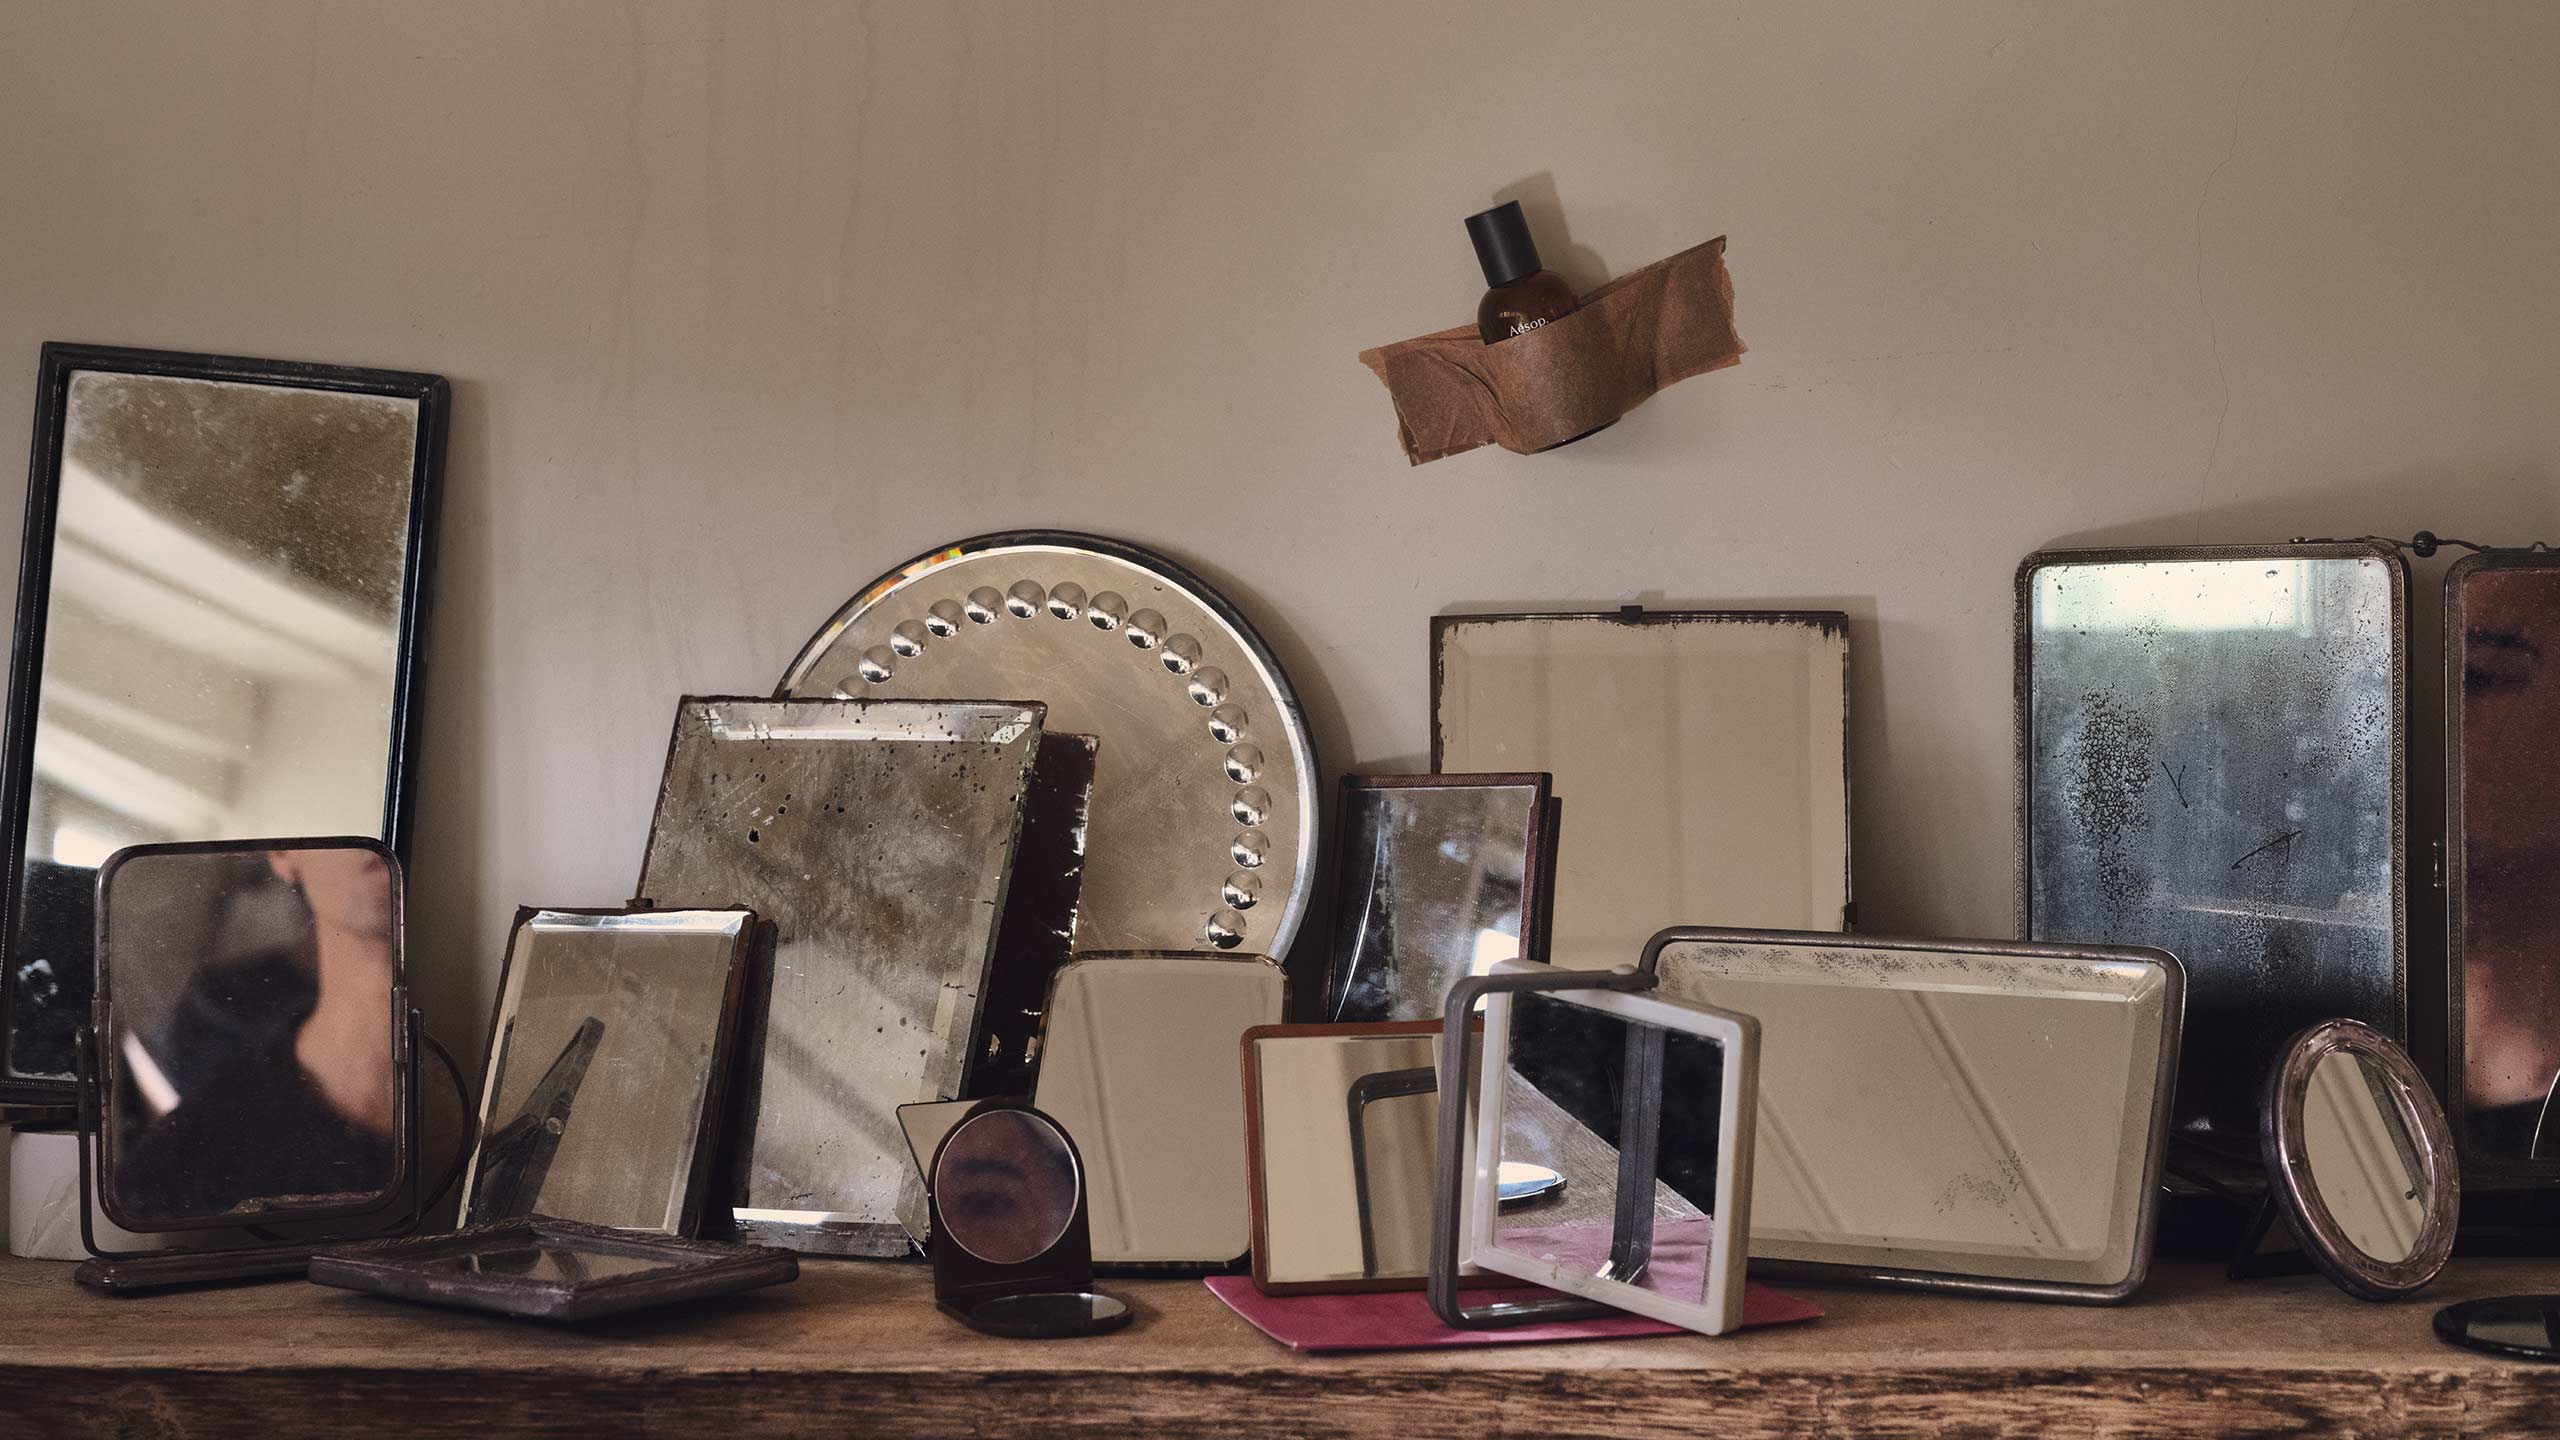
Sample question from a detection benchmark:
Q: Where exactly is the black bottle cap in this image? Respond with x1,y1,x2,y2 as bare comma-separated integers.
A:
1466,201,1542,288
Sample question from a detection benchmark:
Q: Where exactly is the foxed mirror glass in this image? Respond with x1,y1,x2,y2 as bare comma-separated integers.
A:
1647,928,2181,1302
459,907,756,1237
636,697,1047,1256
2019,544,2404,1142
2445,551,2560,1183
778,532,1321,959
2263,1019,2456,1301
3,345,445,1101
1243,1021,1446,1293
1323,774,1554,1023
1439,960,1758,1337
1031,952,1284,1266
95,838,411,1231
1432,611,1850,972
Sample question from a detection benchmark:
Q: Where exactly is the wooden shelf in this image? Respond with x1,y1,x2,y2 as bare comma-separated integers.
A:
3,1252,2556,1434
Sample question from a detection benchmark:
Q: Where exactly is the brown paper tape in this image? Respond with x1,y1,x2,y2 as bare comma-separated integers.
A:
1358,236,1743,465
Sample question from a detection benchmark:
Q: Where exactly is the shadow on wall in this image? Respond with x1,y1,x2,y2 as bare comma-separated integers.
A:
1492,173,1613,296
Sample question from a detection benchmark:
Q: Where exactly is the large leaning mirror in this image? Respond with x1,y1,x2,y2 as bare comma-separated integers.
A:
2018,543,2405,1143
458,906,757,1237
635,697,1050,1256
1644,928,2182,1302
2,344,446,1102
1433,610,1850,971
2445,550,2560,1185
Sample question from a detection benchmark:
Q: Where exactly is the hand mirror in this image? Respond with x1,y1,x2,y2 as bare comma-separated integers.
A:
2261,1020,2458,1301
911,1099,1129,1339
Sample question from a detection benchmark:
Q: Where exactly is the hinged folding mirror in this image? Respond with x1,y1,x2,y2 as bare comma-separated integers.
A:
2018,543,2405,1142
3,344,446,1103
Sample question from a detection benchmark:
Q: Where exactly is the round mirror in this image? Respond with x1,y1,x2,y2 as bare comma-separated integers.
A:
933,1108,1080,1265
964,1290,1132,1340
2435,1295,2560,1362
2263,1019,2458,1301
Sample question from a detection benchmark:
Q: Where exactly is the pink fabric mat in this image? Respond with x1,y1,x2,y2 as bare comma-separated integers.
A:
1206,1217,1821,1352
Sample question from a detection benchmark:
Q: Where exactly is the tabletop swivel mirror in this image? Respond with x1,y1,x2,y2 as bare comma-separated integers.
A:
77,837,432,1292
2254,1020,2458,1302
906,1099,1129,1339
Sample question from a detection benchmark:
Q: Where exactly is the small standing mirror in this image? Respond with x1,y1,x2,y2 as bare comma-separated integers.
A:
2262,1020,2457,1301
916,1100,1128,1339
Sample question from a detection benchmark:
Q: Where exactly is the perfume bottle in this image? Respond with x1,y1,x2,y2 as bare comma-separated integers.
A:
1467,201,1581,345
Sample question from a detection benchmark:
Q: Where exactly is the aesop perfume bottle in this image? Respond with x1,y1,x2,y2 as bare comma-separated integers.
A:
1467,201,1581,344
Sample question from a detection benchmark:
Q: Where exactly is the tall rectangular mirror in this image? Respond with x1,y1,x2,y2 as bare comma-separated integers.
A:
459,907,757,1237
1432,611,1850,971
1645,929,2180,1302
2018,543,2404,1142
1323,773,1554,1023
2445,550,2560,1183
635,697,1046,1256
2,344,446,1101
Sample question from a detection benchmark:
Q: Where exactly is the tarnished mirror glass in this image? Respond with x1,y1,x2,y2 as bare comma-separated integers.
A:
2445,552,2560,1181
1323,774,1553,1023
2019,544,2405,1141
1243,1022,1445,1293
96,838,410,1231
1031,952,1284,1265
635,697,1046,1256
2264,1019,2456,1300
1647,929,2180,1301
1433,612,1850,971
4,346,445,1099
778,532,1320,959
459,907,755,1237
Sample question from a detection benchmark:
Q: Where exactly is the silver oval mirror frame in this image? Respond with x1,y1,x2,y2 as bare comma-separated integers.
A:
2261,1019,2458,1301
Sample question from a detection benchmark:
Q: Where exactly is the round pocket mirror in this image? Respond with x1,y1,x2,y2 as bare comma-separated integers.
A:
934,1108,1081,1265
2434,1295,2560,1362
2262,1019,2459,1301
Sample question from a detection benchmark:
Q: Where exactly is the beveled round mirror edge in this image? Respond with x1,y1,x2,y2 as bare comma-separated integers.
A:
2261,1018,2460,1302
2433,1294,2560,1363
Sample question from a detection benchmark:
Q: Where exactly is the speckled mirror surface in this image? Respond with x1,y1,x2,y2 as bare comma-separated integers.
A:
1432,612,1850,972
2019,544,2404,1143
635,697,1044,1256
2446,552,2560,1183
458,907,753,1238
777,533,1318,961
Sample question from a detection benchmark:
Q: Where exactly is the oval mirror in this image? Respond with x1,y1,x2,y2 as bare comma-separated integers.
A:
2262,1019,2458,1301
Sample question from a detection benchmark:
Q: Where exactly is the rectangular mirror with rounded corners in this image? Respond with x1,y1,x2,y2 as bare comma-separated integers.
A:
1031,951,1284,1267
635,697,1047,1256
95,837,413,1233
1322,774,1555,1024
458,906,757,1237
2017,543,2404,1143
2445,550,2560,1185
1432,610,1850,971
3,344,446,1102
1645,928,2181,1302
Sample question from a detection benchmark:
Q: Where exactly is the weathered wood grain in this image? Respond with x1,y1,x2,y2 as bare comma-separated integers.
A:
3,1252,2555,1437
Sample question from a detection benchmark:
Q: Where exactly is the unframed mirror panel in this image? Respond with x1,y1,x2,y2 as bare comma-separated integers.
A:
1432,613,1850,972
1325,776,1551,1023
460,908,753,1237
635,697,1044,1256
1031,953,1284,1266
96,839,409,1231
1647,931,2177,1297
2447,554,2560,1181
2020,547,2404,1142
3,348,445,1097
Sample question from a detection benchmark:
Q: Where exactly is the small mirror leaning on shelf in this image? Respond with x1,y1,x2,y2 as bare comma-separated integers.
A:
2259,1019,2458,1302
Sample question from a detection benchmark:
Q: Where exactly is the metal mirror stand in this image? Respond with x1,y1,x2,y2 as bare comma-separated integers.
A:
1426,965,1659,1329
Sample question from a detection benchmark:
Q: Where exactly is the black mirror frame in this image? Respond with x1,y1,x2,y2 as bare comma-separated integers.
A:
0,341,447,1103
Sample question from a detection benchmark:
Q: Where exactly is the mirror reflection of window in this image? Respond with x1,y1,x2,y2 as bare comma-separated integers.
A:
9,368,417,1083
103,844,400,1227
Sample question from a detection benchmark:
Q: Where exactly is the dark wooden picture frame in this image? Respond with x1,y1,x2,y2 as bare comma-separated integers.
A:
0,342,447,1103
309,1216,798,1323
